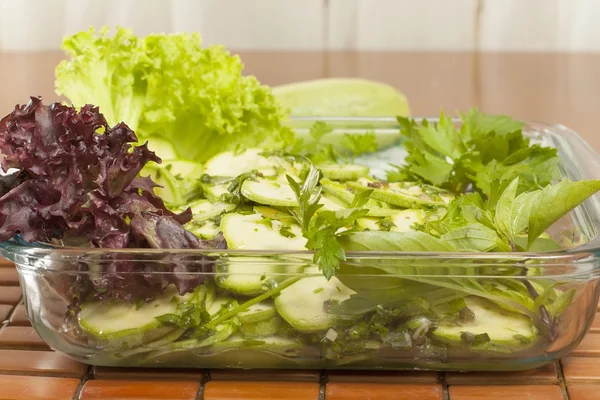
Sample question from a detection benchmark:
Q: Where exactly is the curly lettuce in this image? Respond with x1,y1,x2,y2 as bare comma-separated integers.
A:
55,27,294,162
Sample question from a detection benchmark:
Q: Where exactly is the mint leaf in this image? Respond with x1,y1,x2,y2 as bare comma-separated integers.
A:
510,190,540,238
441,222,511,252
494,177,519,242
513,236,561,252
340,230,455,252
527,179,600,247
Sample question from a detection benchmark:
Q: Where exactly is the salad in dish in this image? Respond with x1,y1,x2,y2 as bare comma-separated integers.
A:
0,27,598,369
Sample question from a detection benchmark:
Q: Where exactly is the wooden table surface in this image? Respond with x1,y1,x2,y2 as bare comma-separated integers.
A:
1,51,600,399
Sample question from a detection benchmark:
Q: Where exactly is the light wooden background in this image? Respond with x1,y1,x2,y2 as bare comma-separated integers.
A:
1,0,600,52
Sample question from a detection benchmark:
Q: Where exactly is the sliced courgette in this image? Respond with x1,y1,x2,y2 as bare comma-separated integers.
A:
321,178,396,216
389,209,425,232
321,178,355,204
216,256,286,296
254,206,297,225
239,316,282,338
162,160,203,179
167,297,239,350
221,213,306,250
204,148,300,178
146,136,179,160
187,220,221,240
78,285,190,350
238,301,279,324
431,296,537,349
189,199,236,223
318,164,370,181
202,183,230,203
348,179,453,208
241,178,298,207
140,164,183,205
275,272,355,333
318,195,348,211
356,217,382,231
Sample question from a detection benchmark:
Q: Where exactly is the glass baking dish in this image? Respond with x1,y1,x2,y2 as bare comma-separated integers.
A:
2,117,600,372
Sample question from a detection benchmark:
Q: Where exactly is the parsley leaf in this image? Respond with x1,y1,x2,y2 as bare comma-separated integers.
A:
286,167,323,232
286,121,340,165
155,284,214,330
342,131,379,156
310,120,334,141
221,171,259,206
393,108,560,197
287,165,370,280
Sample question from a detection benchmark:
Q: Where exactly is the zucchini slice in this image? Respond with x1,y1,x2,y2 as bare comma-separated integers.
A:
431,296,537,349
318,164,370,181
146,136,179,160
78,285,189,350
238,301,279,324
241,178,298,207
321,178,397,216
187,220,221,240
275,272,355,333
318,195,348,211
221,213,306,250
356,217,382,231
167,297,239,350
321,178,355,204
204,148,301,178
162,160,203,178
239,316,283,338
189,200,236,223
202,183,230,202
389,209,426,232
215,256,287,296
348,179,454,208
210,334,305,357
141,164,183,205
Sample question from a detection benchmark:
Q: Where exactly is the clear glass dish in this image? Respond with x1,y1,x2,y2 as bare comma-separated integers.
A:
2,117,600,372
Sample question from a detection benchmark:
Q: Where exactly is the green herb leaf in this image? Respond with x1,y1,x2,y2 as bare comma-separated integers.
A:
397,108,559,196
441,222,511,252
494,177,520,242
286,167,323,232
509,190,540,238
309,121,334,141
417,112,465,159
342,132,379,156
459,108,525,145
527,179,600,247
350,189,374,209
340,230,455,253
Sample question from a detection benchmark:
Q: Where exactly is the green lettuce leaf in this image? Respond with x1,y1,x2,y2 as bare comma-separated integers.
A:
55,27,294,162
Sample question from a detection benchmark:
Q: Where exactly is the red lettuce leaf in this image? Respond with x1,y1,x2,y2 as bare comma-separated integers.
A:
0,97,225,302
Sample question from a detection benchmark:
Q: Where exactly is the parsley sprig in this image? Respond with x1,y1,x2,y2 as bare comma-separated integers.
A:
391,108,561,197
287,165,372,279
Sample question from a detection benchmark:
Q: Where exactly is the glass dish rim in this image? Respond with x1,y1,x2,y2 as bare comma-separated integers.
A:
1,115,600,267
